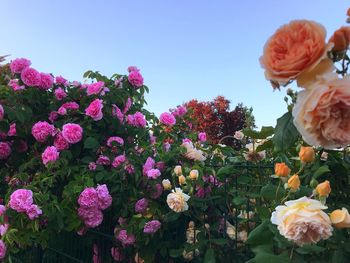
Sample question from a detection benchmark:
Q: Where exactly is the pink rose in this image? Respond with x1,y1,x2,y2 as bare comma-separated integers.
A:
123,98,132,114
198,132,207,142
8,79,25,91
112,155,126,168
160,112,176,126
96,155,110,166
55,75,68,86
21,67,41,87
31,121,54,143
96,184,112,210
293,73,350,149
7,123,16,137
86,81,105,96
54,133,69,151
128,69,144,88
42,146,59,166
0,142,11,159
106,136,124,147
116,229,136,247
26,204,42,220
127,112,146,128
85,99,104,121
127,66,139,73
54,87,67,100
0,240,6,259
0,205,6,216
112,104,124,123
0,224,9,236
143,157,155,175
88,162,96,171
9,189,33,212
10,58,31,73
111,247,124,261
78,207,103,228
172,105,187,117
78,187,99,209
146,169,161,179
62,123,83,144
49,111,59,123
39,73,54,90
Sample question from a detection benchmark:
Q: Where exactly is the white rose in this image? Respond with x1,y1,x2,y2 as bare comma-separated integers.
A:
166,188,190,213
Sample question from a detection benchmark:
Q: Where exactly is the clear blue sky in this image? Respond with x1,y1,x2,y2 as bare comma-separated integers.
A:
1,1,348,128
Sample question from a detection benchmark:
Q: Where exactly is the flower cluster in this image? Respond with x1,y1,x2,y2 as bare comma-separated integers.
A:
9,189,42,220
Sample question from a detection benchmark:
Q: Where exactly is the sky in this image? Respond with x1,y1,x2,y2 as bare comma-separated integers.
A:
1,0,349,128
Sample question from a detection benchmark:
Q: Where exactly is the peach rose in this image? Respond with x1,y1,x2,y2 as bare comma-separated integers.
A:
330,208,350,229
315,180,331,197
260,20,333,88
166,188,190,213
299,146,315,163
271,197,333,246
274,162,291,177
292,73,350,149
287,174,300,191
329,26,350,52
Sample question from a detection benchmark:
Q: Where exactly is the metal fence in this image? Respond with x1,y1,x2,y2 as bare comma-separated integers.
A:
11,163,274,263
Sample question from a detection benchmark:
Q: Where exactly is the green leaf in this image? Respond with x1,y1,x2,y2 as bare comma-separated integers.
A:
253,252,290,263
0,121,9,132
169,248,183,258
296,244,326,254
204,248,216,263
272,112,299,152
232,196,247,206
243,126,274,139
246,220,274,246
216,165,234,177
260,183,285,201
313,165,330,179
84,137,100,150
211,238,228,245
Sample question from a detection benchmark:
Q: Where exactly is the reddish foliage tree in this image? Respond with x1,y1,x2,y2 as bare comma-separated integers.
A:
184,96,253,147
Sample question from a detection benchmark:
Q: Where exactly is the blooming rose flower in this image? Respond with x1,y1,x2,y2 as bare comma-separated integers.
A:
26,204,42,220
166,188,190,213
182,142,206,161
234,130,244,140
143,157,155,175
31,121,54,143
0,240,6,259
8,79,25,91
107,136,124,147
198,132,207,142
111,247,124,261
260,20,333,88
330,208,350,229
135,198,148,214
49,111,59,123
42,146,60,166
143,220,161,234
0,104,4,121
39,73,54,90
86,81,105,95
128,70,144,88
149,183,163,199
274,162,291,177
0,142,11,159
96,184,112,210
159,112,176,126
293,73,350,149
54,87,67,100
78,207,103,228
112,155,126,168
85,99,104,121
7,123,16,136
9,189,33,212
172,105,187,117
329,26,350,52
55,75,68,86
96,155,110,166
116,229,136,247
54,133,70,151
78,187,99,209
10,58,31,73
21,67,41,87
243,142,266,162
271,196,333,246
62,123,83,144
146,169,161,179
127,112,147,127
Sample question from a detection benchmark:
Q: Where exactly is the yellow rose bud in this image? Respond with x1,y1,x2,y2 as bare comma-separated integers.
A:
316,180,331,197
288,174,300,191
330,208,350,228
162,179,172,190
274,162,291,177
174,165,182,176
299,146,315,163
189,169,199,180
178,175,186,185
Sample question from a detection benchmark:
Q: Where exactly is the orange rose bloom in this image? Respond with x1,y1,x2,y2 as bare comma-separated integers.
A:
316,180,331,197
288,174,300,190
299,146,315,163
330,208,350,228
293,73,350,149
275,162,291,177
329,26,350,52
260,20,333,88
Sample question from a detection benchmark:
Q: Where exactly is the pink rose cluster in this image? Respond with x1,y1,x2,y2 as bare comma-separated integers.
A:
106,136,124,147
127,112,147,128
9,189,42,220
159,112,176,127
171,105,187,118
77,184,112,228
127,67,144,88
58,102,79,115
86,81,105,96
116,229,136,247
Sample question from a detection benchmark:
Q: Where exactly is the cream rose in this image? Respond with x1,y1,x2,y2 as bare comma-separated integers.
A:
166,188,190,213
260,20,333,88
330,208,350,229
182,142,206,161
271,197,333,246
292,73,350,149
